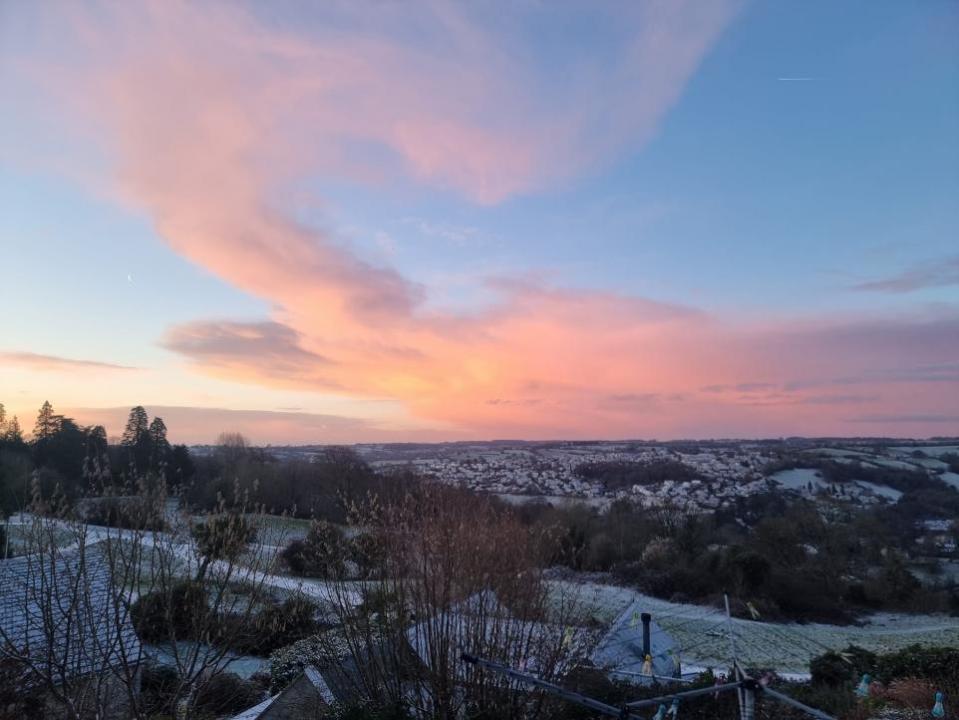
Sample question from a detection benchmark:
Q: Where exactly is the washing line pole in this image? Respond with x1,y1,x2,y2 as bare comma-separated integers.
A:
463,651,837,720
460,653,646,719
724,592,751,720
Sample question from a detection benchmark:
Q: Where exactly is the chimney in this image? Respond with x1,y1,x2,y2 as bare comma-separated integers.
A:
641,612,652,657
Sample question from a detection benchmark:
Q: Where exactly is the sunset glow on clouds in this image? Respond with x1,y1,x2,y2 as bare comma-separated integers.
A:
1,1,957,443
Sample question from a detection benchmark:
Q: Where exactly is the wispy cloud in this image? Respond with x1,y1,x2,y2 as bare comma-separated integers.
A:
701,383,777,393
402,217,487,248
848,414,959,425
67,405,456,445
852,256,959,293
1,351,137,372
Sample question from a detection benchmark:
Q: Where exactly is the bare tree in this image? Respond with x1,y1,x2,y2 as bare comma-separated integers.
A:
0,469,288,720
312,484,588,719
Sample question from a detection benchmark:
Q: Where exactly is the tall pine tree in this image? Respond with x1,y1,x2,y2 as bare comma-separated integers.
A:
121,406,149,447
148,417,170,472
33,401,58,441
4,416,22,444
121,406,152,473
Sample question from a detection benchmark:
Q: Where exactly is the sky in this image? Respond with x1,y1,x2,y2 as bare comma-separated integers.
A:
1,0,957,445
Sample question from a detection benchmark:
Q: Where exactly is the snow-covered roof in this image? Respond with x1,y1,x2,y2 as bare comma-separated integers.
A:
0,542,141,685
229,665,337,719
589,599,678,682
229,694,278,720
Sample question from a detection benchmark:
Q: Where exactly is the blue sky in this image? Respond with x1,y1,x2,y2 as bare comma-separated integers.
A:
1,0,957,442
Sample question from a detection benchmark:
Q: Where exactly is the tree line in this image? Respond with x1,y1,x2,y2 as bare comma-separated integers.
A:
0,401,195,519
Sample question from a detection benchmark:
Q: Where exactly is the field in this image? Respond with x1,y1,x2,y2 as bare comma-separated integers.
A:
555,581,959,676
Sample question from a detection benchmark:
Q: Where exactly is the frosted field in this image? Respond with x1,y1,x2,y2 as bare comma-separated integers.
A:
552,581,959,676
770,469,904,502
853,481,902,501
889,445,959,458
940,472,959,490
770,468,827,491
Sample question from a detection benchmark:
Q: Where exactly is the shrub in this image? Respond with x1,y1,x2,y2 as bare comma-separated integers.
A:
780,681,861,719
81,495,165,530
230,595,321,655
331,702,413,720
809,646,876,687
193,672,263,717
350,532,385,577
131,581,209,642
192,513,257,579
268,627,377,693
281,521,347,577
268,634,326,692
873,644,959,686
140,662,180,717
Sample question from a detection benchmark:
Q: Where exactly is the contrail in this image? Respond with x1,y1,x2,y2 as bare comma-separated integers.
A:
778,77,813,81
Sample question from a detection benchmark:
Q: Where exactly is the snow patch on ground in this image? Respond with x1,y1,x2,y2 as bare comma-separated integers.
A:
939,472,959,490
854,481,902,501
770,469,826,492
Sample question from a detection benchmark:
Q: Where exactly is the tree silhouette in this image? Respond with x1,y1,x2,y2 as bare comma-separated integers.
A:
148,417,170,473
121,406,152,473
33,400,58,441
4,415,23,444
122,406,149,447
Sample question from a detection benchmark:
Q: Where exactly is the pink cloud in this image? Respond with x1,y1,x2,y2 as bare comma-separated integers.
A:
11,1,959,439
0,351,137,372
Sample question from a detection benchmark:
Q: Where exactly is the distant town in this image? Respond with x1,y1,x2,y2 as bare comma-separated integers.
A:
194,437,959,512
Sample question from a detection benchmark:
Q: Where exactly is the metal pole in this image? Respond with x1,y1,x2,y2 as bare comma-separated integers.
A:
725,593,746,720
742,682,755,720
461,653,645,719
625,681,745,709
609,669,695,684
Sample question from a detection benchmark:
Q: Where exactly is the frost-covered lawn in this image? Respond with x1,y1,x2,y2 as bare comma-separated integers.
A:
769,469,902,503
940,472,959,490
853,481,902,501
889,445,959,458
249,514,313,541
770,468,826,491
550,581,959,675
